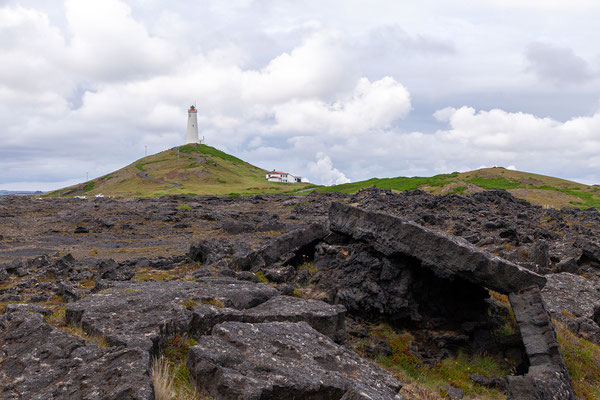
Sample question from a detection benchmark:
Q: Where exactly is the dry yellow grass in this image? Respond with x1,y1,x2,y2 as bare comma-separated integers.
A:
152,356,174,400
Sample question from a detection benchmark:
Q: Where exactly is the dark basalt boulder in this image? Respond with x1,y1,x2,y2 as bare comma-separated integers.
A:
187,321,404,400
95,258,134,281
329,202,546,294
507,287,575,400
242,295,346,343
0,311,153,400
229,222,329,271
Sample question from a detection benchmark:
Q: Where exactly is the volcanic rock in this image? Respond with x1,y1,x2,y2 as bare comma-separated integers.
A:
541,272,600,343
507,287,575,400
0,311,153,400
187,321,404,400
329,202,546,294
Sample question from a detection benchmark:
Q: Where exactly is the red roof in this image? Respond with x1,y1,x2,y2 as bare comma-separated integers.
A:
268,171,286,175
189,105,196,112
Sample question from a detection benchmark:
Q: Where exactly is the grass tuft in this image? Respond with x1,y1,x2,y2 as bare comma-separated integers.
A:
555,320,600,399
160,333,210,399
152,355,174,400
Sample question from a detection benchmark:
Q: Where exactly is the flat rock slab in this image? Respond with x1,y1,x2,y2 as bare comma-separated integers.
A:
329,202,546,294
67,278,347,354
66,278,280,351
243,295,346,343
0,311,152,400
187,321,404,400
192,295,346,343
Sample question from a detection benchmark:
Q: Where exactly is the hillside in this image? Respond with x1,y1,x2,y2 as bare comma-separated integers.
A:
317,167,600,209
46,144,314,197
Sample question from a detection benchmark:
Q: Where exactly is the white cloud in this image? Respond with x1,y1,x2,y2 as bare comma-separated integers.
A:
2,0,600,190
307,152,350,185
65,0,176,81
272,77,411,135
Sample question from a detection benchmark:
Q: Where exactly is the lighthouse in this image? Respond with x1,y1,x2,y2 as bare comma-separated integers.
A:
185,105,199,144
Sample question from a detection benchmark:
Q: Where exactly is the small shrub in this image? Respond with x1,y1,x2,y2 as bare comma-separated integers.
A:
178,203,192,211
297,262,317,275
255,271,268,283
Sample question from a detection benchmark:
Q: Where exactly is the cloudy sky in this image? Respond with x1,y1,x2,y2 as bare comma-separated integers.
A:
2,0,600,190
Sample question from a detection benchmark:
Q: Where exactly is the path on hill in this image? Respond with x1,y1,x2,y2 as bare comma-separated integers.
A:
172,147,206,163
295,187,316,193
136,172,183,188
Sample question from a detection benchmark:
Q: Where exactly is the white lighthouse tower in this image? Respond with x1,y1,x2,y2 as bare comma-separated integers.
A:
185,105,200,144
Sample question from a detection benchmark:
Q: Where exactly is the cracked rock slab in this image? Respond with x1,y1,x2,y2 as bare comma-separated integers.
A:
66,279,279,351
541,272,600,343
187,321,404,400
191,295,346,343
0,311,152,400
329,202,546,294
242,295,346,343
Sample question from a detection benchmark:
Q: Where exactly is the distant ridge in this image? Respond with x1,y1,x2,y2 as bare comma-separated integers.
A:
45,144,314,198
317,167,600,209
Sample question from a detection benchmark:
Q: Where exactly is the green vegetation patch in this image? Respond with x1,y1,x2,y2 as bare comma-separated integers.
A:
83,181,95,192
161,333,207,399
317,172,460,194
255,271,268,283
179,144,245,164
556,321,600,399
368,323,508,398
450,186,467,195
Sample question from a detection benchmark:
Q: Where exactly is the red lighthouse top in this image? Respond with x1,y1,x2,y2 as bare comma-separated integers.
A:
189,105,196,112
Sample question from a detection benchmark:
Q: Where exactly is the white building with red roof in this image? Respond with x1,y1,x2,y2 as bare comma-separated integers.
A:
265,170,302,183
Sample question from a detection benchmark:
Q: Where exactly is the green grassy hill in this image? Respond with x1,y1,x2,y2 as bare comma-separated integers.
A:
46,144,314,197
317,167,600,209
